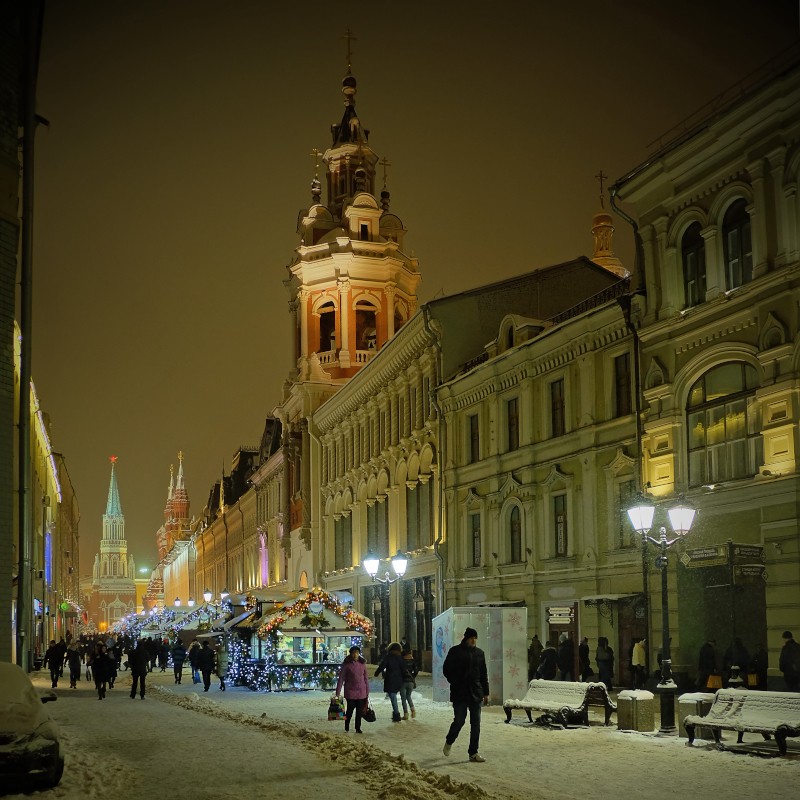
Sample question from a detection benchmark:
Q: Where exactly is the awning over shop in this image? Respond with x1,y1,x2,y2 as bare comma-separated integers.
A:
581,593,642,602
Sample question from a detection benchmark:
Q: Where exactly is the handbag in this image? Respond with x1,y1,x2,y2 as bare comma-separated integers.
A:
706,673,722,690
746,673,759,687
362,698,376,723
327,695,345,721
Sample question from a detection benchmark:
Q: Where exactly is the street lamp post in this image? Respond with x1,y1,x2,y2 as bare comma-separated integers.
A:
363,551,408,652
627,499,696,735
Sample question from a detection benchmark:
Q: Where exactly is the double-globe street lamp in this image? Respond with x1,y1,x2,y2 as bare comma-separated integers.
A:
627,498,696,735
363,551,408,658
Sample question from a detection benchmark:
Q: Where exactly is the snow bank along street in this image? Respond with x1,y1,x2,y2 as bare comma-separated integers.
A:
6,669,798,800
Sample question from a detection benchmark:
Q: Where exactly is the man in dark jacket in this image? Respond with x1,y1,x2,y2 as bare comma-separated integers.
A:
197,640,216,692
442,627,489,763
128,640,149,699
557,633,575,681
697,638,717,691
779,630,800,691
536,641,559,680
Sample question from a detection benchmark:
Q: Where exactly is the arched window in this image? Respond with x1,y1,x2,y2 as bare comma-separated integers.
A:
356,302,378,350
506,324,514,350
319,301,336,352
722,199,753,290
687,362,762,487
509,506,522,563
681,222,706,307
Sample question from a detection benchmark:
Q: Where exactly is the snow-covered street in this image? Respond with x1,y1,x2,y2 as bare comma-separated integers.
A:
6,668,797,800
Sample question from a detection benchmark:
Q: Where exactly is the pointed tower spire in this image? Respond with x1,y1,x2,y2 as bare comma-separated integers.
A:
168,463,174,501
218,463,227,517
591,170,628,278
106,455,123,516
176,450,184,490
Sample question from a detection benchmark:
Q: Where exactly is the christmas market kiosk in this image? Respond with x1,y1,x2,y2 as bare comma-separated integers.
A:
234,588,373,691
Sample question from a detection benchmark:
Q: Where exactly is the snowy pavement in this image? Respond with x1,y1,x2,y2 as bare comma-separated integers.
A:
6,668,798,800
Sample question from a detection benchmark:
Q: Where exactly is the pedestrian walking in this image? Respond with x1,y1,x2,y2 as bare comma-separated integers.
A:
188,639,201,684
751,642,769,690
442,627,489,763
335,644,370,733
171,639,187,684
375,641,405,722
578,637,592,681
43,640,61,688
197,640,216,691
65,642,82,688
128,640,149,699
158,638,169,672
697,638,718,691
557,632,574,681
53,638,67,678
595,636,614,691
535,640,558,680
631,638,647,689
527,635,543,680
216,642,229,691
400,644,417,719
90,643,113,700
779,630,800,691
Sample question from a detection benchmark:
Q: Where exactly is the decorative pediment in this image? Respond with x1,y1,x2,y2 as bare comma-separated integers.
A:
542,465,570,488
499,472,521,500
759,311,787,351
644,357,667,390
605,447,636,477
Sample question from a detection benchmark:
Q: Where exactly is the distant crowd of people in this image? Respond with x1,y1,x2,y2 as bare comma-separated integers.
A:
41,631,230,700
524,629,800,693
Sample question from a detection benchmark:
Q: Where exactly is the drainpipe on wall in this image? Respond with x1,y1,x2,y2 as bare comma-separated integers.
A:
422,304,445,617
610,183,651,663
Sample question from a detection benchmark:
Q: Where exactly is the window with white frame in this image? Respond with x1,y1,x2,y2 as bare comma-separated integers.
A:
723,199,753,290
682,222,706,307
687,362,762,487
553,494,567,557
407,480,433,550
550,378,565,437
616,479,637,549
507,397,519,451
470,513,481,567
468,413,480,463
509,505,522,563
334,515,352,570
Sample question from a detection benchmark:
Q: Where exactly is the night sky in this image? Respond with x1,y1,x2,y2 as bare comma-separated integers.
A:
31,1,799,577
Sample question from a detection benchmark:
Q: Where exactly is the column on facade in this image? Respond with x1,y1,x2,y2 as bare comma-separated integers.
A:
389,387,399,444
385,283,396,339
652,219,671,316
338,278,352,368
768,146,791,267
640,225,659,320
298,288,310,359
784,182,799,264
288,298,299,374
416,371,424,432
701,226,722,300
747,158,770,278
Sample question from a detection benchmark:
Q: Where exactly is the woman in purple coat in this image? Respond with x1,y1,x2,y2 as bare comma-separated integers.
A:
335,645,370,733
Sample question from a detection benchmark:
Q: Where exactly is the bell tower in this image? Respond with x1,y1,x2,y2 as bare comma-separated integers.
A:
286,31,421,382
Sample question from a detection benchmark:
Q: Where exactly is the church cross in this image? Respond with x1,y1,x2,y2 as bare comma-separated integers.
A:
309,148,322,178
379,156,391,188
342,28,357,73
109,455,118,464
595,169,607,208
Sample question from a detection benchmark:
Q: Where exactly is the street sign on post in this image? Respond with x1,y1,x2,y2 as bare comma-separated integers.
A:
731,544,765,563
680,545,727,568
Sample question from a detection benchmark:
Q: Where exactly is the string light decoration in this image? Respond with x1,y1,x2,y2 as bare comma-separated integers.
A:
235,587,373,692
255,587,373,639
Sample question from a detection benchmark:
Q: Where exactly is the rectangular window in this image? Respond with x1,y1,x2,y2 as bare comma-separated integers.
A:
551,379,565,437
554,494,567,557
334,515,352,570
360,223,369,241
614,353,632,417
471,513,481,567
468,414,480,463
423,375,430,422
410,387,417,430
377,499,389,555
398,395,405,439
617,479,636,549
407,484,419,551
507,397,519,451
367,503,378,554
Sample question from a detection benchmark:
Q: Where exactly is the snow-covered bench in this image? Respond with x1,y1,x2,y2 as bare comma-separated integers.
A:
503,679,617,726
684,688,800,756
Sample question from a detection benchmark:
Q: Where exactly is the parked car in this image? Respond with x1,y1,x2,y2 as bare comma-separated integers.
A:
0,662,64,791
